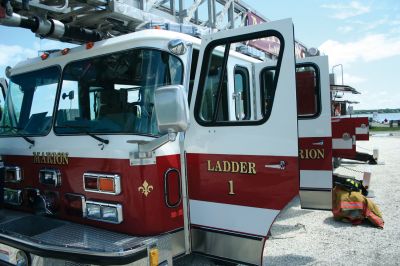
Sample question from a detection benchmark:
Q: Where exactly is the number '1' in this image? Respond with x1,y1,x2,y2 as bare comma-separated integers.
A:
228,180,235,195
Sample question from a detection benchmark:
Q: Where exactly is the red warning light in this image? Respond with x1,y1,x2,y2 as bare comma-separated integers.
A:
61,48,70,55
86,42,94,49
40,53,49,60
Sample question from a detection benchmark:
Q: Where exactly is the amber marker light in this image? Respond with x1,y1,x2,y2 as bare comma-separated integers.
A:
61,48,70,55
86,42,94,49
99,177,114,193
149,248,159,266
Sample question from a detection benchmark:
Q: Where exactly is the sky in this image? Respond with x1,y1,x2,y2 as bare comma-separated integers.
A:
0,0,399,110
245,0,400,110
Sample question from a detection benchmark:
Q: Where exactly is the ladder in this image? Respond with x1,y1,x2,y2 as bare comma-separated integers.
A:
1,0,268,41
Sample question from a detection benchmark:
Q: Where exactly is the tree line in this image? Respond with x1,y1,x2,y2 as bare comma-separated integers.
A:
353,108,400,114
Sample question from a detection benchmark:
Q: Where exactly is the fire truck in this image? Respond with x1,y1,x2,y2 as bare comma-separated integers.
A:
0,0,367,265
329,72,377,166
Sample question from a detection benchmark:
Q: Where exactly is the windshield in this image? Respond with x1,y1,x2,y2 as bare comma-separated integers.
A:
55,48,183,136
0,66,60,136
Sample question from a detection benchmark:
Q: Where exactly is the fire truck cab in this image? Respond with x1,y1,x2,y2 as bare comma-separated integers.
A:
0,18,309,265
0,0,349,259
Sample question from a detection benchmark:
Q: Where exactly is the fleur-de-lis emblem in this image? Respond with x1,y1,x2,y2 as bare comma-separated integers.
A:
138,180,153,197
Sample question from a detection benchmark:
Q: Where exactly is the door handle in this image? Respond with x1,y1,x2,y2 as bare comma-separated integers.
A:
265,161,286,170
312,140,324,146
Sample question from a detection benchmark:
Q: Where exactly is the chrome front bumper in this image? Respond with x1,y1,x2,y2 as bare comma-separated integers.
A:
0,209,159,265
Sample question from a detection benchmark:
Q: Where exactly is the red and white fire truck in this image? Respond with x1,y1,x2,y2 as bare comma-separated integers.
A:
330,77,377,166
0,0,369,265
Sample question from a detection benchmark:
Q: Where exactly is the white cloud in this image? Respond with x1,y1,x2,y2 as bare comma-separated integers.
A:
322,1,370,19
337,26,354,33
352,92,400,109
390,19,400,26
351,18,389,31
343,73,365,84
0,44,37,68
319,34,400,67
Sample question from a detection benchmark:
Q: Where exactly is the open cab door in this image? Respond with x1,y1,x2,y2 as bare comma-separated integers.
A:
296,56,333,210
185,19,298,265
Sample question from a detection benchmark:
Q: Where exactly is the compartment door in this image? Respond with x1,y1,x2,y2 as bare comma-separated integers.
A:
185,19,298,265
332,117,356,158
352,117,370,141
297,56,333,210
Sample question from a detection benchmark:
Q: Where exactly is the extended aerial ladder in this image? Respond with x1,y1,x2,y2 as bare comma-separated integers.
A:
0,0,308,58
0,0,263,42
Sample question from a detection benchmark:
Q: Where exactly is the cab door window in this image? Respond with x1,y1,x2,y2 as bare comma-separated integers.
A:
296,64,320,118
195,32,284,126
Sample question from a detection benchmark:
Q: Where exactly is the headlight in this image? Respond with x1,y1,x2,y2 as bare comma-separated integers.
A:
16,250,29,266
4,188,22,205
86,201,123,224
5,166,22,183
39,168,61,187
86,203,101,219
102,206,119,222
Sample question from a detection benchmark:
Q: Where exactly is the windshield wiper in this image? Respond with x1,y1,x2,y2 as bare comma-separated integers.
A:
54,124,109,145
0,125,35,146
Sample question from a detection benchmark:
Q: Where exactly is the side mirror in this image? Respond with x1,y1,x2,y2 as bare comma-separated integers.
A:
127,85,189,163
154,85,189,134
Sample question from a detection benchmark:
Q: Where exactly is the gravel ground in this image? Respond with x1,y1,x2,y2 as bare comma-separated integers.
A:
263,132,400,265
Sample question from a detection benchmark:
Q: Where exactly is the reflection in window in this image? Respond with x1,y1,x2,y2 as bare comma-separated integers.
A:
296,65,319,117
188,49,199,106
234,66,250,120
199,46,227,122
0,66,60,136
260,68,276,117
55,48,183,136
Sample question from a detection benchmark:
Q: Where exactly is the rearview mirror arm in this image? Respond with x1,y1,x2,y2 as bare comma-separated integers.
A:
127,132,177,159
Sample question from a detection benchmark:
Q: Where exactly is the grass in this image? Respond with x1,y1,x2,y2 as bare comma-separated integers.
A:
370,126,400,132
